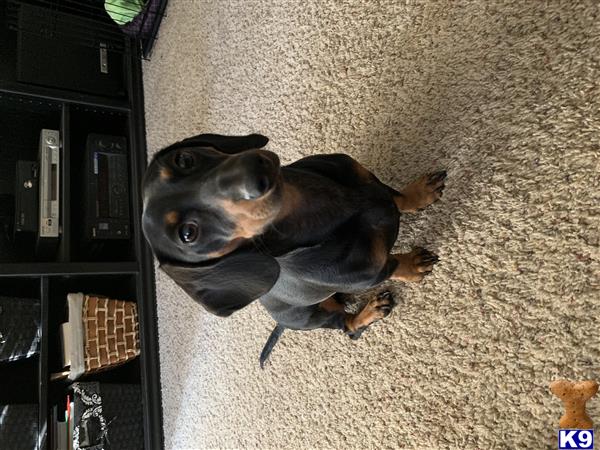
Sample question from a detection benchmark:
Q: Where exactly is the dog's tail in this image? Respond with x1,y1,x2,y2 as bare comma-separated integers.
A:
259,324,285,369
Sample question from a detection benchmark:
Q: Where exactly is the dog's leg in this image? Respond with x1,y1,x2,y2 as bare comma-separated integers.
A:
318,294,347,313
389,248,439,282
343,291,395,337
319,291,395,334
259,292,395,367
394,171,447,213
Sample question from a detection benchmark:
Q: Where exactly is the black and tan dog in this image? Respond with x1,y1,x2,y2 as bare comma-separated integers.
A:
142,134,446,366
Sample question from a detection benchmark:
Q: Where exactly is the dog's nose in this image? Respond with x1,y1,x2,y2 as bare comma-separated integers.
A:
244,156,273,199
255,175,272,197
217,151,279,201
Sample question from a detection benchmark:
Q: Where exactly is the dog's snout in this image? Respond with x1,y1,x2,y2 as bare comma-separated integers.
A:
255,152,277,172
216,151,280,201
257,153,269,167
256,175,271,196
244,155,274,199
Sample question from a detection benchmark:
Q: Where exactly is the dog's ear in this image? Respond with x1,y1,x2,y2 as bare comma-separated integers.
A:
148,134,269,165
160,249,279,317
174,133,269,154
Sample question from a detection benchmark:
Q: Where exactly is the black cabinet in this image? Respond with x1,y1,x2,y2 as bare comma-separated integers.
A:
0,1,164,449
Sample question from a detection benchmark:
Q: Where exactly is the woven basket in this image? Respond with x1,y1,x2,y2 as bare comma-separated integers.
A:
82,295,140,375
53,293,140,381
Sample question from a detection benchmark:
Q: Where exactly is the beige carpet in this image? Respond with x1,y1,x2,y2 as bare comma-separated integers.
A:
142,1,600,449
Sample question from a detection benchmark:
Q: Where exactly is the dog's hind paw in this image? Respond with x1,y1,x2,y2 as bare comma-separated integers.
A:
348,290,396,332
413,248,440,275
374,290,395,316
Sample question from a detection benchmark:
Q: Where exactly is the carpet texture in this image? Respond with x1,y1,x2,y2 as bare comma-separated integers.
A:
142,1,600,449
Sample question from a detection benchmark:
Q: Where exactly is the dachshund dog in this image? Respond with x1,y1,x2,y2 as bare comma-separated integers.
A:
142,134,446,366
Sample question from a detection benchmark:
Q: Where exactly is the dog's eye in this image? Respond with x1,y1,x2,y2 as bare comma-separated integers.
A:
178,222,199,243
174,151,195,170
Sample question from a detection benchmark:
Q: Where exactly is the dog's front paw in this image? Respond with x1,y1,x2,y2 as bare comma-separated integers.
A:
395,170,447,212
425,170,447,202
412,247,440,275
390,248,440,282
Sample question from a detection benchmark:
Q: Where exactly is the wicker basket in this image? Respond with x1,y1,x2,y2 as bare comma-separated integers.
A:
82,294,140,375
53,293,140,381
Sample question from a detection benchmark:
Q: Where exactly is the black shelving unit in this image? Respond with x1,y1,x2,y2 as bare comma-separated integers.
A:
0,1,164,449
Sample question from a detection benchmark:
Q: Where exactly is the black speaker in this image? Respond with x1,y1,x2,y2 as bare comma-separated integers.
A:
16,3,126,98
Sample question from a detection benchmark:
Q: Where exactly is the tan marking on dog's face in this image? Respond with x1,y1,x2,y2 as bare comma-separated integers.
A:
159,167,173,181
164,210,179,226
219,180,289,239
221,199,276,238
205,236,247,259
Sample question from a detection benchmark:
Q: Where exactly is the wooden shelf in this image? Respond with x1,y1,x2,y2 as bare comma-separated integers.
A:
0,13,163,447
0,262,139,277
0,80,130,112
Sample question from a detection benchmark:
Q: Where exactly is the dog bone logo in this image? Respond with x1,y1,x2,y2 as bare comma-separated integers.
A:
550,380,598,429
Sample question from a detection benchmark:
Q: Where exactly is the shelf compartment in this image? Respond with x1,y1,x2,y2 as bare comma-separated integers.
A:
5,0,166,59
0,92,64,264
6,0,129,55
46,273,141,450
0,276,43,450
47,274,139,376
0,276,43,378
5,0,129,100
69,105,135,263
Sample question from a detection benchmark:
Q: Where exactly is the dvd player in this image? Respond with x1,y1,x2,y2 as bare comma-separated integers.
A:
39,129,60,238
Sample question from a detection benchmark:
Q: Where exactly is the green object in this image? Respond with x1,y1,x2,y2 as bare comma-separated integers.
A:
105,0,146,25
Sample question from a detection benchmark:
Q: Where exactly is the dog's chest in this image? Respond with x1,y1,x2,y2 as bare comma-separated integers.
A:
263,190,358,254
266,175,394,253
